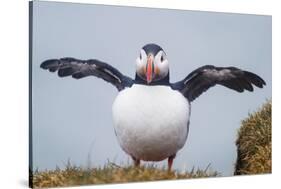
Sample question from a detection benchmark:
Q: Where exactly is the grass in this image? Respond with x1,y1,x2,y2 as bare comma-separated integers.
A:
234,100,272,175
31,162,218,188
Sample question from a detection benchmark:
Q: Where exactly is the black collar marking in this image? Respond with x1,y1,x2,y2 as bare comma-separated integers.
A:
134,73,170,86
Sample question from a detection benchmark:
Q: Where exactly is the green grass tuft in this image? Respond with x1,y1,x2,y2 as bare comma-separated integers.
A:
234,100,272,175
31,162,218,188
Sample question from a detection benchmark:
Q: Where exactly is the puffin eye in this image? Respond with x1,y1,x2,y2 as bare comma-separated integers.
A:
140,53,142,60
161,55,164,62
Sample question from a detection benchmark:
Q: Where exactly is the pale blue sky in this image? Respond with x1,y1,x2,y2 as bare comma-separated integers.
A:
31,1,271,176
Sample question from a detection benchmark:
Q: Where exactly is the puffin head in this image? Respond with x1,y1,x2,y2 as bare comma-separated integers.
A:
136,43,169,84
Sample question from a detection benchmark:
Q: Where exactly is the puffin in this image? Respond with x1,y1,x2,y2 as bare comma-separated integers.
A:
40,43,266,171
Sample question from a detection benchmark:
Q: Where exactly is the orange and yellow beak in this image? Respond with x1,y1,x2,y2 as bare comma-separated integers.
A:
146,54,154,84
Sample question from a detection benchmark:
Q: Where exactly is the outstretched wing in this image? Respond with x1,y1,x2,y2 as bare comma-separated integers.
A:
171,65,266,102
40,57,134,91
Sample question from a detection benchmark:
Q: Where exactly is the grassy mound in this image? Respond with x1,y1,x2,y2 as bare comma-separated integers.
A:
31,162,218,188
234,101,272,175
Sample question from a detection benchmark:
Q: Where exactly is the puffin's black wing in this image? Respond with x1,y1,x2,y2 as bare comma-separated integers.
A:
40,57,134,91
171,65,266,102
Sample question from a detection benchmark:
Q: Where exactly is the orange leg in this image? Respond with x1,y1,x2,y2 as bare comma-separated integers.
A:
168,154,176,171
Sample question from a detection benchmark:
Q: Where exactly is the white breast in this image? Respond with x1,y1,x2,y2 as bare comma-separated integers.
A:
112,84,190,161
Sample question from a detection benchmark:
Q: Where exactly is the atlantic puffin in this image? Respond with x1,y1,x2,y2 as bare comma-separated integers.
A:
40,43,265,171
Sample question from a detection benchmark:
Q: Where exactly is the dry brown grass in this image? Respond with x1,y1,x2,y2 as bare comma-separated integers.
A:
234,100,272,175
31,162,218,188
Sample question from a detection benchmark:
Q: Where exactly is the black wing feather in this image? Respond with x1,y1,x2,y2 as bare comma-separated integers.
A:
40,57,134,91
171,65,266,102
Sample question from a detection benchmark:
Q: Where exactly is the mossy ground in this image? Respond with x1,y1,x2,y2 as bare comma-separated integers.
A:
31,162,218,188
234,100,272,175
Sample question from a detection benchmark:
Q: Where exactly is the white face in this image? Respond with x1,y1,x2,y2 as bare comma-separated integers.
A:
136,49,169,84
